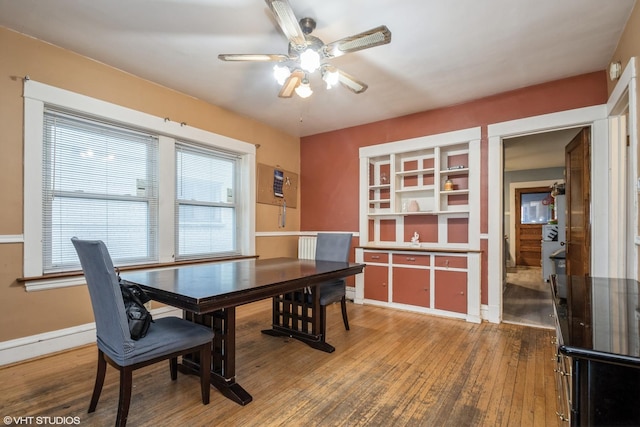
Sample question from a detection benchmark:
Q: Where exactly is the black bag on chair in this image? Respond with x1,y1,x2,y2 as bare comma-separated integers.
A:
116,269,153,340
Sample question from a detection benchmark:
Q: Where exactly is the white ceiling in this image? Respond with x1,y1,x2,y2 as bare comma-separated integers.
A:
504,128,581,172
0,0,635,139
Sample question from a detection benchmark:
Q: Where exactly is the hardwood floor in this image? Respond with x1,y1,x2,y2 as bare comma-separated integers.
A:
503,266,555,329
0,300,561,426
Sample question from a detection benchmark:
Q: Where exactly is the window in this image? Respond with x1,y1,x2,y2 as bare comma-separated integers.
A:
520,192,552,224
23,80,256,289
176,143,238,259
42,109,158,272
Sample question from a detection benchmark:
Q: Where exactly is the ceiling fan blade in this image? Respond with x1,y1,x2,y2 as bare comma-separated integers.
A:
323,25,392,59
336,68,368,94
218,54,290,62
278,70,305,98
265,0,307,50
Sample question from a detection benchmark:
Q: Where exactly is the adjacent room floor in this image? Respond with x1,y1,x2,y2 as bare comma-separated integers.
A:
503,266,554,329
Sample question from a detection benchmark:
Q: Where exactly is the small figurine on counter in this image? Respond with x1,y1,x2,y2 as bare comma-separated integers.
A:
411,231,420,247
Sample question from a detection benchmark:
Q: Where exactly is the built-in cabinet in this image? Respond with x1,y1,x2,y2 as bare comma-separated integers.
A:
358,248,480,322
355,127,482,323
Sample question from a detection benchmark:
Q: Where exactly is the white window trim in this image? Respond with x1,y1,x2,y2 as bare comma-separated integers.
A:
23,80,256,290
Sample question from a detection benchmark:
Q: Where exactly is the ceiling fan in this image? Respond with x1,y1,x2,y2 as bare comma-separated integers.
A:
218,0,391,98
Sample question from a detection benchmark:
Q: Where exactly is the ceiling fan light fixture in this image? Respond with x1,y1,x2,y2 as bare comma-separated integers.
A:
299,48,320,73
295,79,313,98
273,65,291,85
322,67,340,89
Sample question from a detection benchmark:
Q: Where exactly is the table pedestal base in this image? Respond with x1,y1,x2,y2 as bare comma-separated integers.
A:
179,358,252,405
261,326,334,353
261,291,334,353
182,308,253,405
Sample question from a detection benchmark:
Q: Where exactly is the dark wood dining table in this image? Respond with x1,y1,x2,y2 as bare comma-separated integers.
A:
120,257,364,405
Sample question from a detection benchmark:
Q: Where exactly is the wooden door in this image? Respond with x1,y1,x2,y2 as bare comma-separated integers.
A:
565,127,591,276
515,186,552,266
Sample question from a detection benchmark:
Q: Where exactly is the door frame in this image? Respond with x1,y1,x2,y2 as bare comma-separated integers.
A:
607,58,638,280
487,106,608,323
507,180,559,268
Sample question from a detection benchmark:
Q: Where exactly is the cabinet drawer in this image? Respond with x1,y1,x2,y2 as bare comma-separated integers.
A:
392,254,430,266
434,255,467,269
364,252,389,263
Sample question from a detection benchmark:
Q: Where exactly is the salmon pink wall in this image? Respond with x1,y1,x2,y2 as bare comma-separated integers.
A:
301,71,607,232
301,71,608,305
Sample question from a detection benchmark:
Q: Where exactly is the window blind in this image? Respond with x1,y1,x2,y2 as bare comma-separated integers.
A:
175,143,238,259
42,109,159,272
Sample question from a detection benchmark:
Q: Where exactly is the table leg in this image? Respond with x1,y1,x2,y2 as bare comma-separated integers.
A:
261,286,335,353
182,307,253,405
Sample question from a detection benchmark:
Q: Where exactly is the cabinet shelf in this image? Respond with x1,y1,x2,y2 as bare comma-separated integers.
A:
440,189,469,195
440,167,469,176
396,186,435,193
367,209,470,217
369,184,391,190
396,168,435,177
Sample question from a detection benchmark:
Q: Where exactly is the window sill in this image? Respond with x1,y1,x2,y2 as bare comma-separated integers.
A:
19,255,258,292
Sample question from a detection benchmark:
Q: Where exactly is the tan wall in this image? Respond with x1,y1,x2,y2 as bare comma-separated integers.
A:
608,1,640,94
0,27,300,342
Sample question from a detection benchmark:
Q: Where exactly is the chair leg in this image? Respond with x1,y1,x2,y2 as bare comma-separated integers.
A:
170,357,178,381
340,296,350,331
200,344,211,405
88,349,107,413
116,367,133,427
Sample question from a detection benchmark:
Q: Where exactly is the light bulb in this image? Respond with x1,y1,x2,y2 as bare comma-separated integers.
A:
323,69,340,89
273,65,291,85
299,49,320,73
295,79,313,98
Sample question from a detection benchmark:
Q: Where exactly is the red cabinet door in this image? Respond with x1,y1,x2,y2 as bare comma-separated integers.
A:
364,265,389,302
434,270,467,313
392,267,430,308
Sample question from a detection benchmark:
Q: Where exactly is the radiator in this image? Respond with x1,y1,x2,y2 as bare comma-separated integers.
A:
298,236,317,260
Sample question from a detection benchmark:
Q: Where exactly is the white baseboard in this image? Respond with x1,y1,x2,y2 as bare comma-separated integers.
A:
346,286,355,301
0,307,181,366
481,304,500,324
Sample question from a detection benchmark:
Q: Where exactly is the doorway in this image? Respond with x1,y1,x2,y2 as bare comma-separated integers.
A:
502,131,575,328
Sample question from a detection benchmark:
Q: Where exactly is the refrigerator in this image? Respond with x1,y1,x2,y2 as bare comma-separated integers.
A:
541,195,565,281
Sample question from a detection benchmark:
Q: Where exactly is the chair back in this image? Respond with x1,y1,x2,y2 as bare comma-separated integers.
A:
315,233,352,263
71,237,133,358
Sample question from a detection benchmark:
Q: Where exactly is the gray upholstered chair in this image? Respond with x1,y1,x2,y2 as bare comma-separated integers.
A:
315,233,353,336
71,237,214,427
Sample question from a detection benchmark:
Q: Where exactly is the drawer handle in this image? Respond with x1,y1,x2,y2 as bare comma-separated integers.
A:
445,259,449,267
371,255,380,260
406,257,416,261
